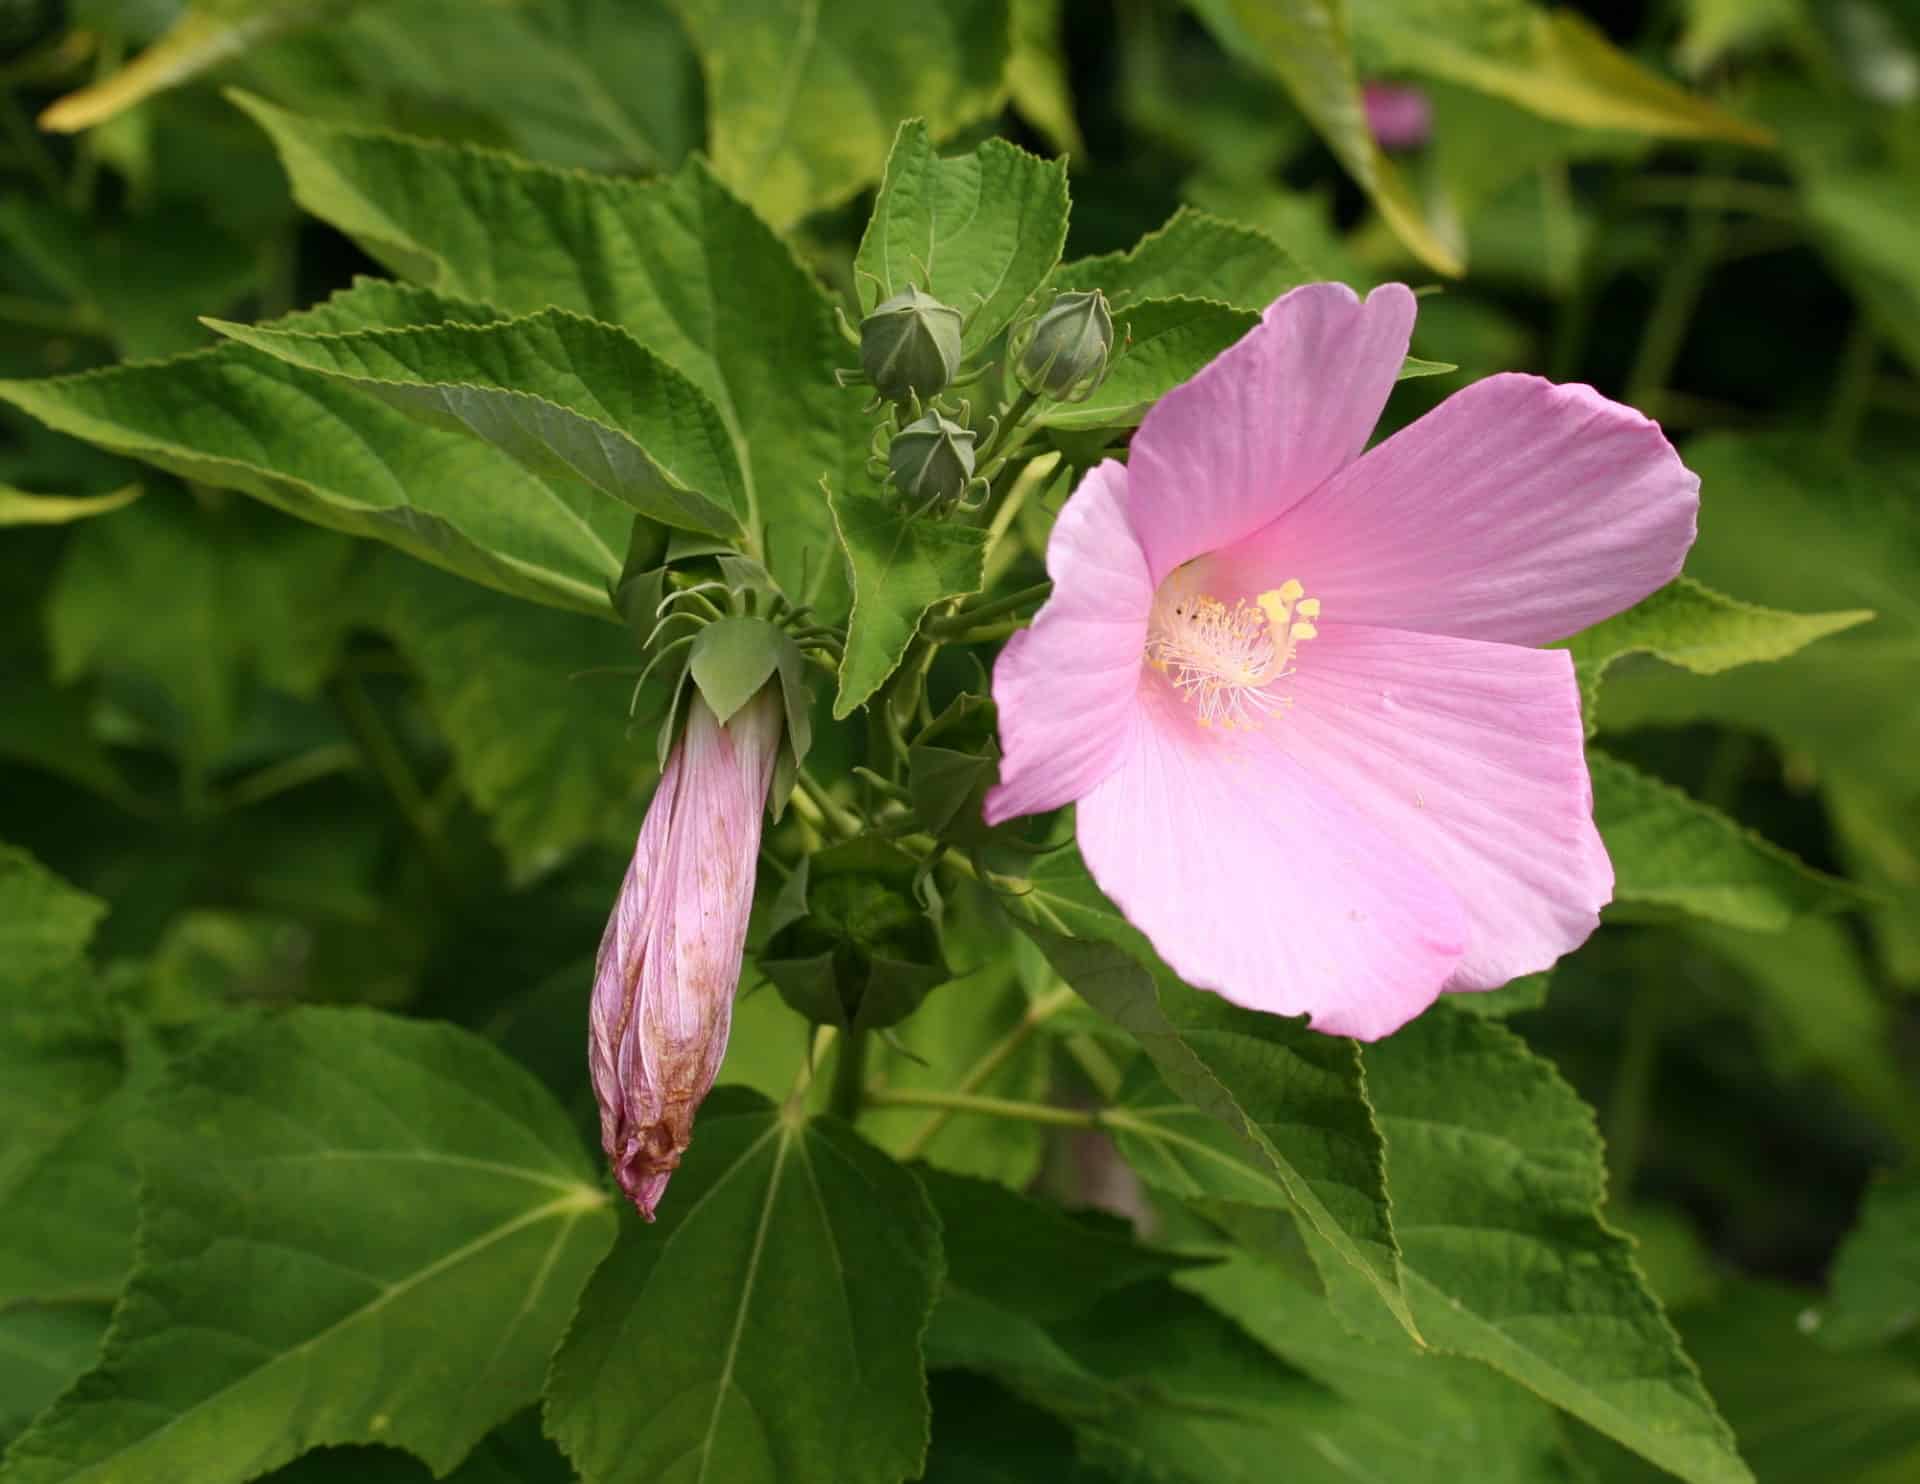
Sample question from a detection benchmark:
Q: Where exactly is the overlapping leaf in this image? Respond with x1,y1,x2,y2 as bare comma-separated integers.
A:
545,1090,941,1484
210,310,747,538
1006,852,1417,1340
1592,750,1870,931
1338,1011,1752,1484
0,1009,617,1484
0,285,630,617
828,486,989,716
855,119,1070,353
230,92,862,613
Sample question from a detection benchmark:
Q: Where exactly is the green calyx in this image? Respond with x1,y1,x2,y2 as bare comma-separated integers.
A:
887,409,978,512
860,286,964,405
1013,288,1115,402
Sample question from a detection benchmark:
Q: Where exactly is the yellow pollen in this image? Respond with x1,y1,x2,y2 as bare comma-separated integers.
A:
1147,577,1320,729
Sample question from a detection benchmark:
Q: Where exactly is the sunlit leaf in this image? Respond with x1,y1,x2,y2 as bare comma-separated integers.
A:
669,0,1011,228
855,118,1070,353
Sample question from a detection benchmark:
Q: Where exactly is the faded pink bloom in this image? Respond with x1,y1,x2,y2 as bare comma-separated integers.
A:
1362,81,1433,152
590,686,783,1217
986,283,1697,1039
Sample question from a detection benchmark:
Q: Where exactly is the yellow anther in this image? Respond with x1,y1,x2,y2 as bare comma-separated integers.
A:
1290,621,1318,641
1295,598,1320,619
1275,578,1304,603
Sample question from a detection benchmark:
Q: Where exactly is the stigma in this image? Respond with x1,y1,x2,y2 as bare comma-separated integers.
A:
1146,577,1319,729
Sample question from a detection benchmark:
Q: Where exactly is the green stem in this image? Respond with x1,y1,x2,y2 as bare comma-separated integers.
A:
795,767,863,839
1606,978,1662,1198
0,292,108,338
829,1028,869,1123
1626,159,1731,414
898,985,1078,1158
1823,313,1878,460
0,90,64,198
330,673,451,873
924,581,1052,637
216,741,361,811
869,1085,1101,1130
974,387,1040,467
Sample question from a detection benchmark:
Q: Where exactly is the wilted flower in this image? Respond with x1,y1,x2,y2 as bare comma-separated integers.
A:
1014,289,1115,401
589,685,783,1217
1362,81,1432,152
986,283,1698,1039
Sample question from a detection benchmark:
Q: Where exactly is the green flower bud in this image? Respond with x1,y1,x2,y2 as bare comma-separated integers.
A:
860,286,964,404
887,410,977,509
1013,289,1115,402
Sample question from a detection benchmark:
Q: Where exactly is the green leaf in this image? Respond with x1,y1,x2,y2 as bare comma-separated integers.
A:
0,844,105,986
1182,0,1463,275
1451,971,1550,1017
1049,206,1306,311
667,0,1012,228
0,1009,617,1484
1816,1172,1920,1349
925,1278,1338,1484
0,327,629,620
855,119,1070,354
828,487,989,717
1340,1011,1752,1484
1589,437,1920,983
1182,1253,1581,1483
544,1090,941,1484
209,309,746,539
1032,297,1257,431
1351,5,1772,144
0,483,142,526
862,961,1053,1186
1576,1282,1920,1484
1006,0,1083,156
0,852,127,1452
1565,576,1872,729
1682,919,1920,1147
368,553,649,884
918,1168,1199,1324
1008,852,1418,1342
45,491,361,776
40,2,357,133
230,94,860,615
1592,750,1870,931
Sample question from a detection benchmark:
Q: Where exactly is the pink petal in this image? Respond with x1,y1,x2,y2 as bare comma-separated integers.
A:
1273,623,1611,992
1123,282,1417,586
1076,676,1467,1041
986,460,1153,825
1221,374,1698,645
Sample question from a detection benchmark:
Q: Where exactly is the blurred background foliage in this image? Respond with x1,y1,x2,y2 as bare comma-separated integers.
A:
2,1,1918,1479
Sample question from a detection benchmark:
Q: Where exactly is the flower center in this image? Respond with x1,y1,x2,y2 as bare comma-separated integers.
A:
1145,576,1319,729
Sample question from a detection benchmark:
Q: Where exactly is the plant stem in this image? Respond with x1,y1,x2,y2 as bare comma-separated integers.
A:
924,581,1052,637
1606,977,1662,1198
829,1028,869,1123
1626,158,1730,415
216,741,361,811
795,767,862,839
899,985,1077,1158
330,672,451,874
1823,313,1878,460
869,1085,1102,1130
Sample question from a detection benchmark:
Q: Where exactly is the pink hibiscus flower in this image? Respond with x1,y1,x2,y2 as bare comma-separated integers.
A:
985,283,1698,1039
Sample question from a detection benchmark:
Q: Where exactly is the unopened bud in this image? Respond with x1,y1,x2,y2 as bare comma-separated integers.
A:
588,685,783,1219
887,410,976,509
1014,289,1114,402
861,286,963,404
